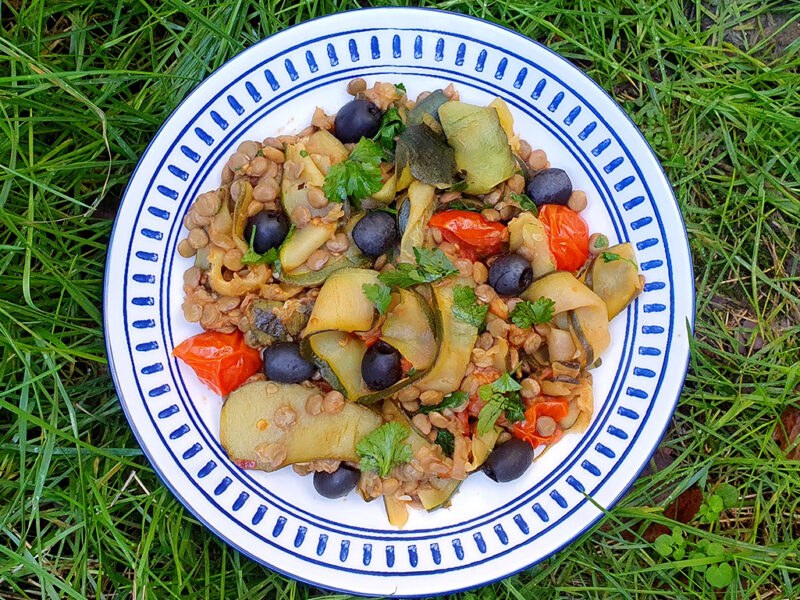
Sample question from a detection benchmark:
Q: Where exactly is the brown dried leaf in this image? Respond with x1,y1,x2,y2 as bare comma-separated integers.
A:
773,405,800,460
642,485,703,543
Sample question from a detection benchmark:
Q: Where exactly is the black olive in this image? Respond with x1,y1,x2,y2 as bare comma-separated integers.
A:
488,254,533,296
352,210,398,258
244,210,290,254
396,198,411,235
524,168,572,207
333,99,382,144
262,342,315,384
313,465,361,499
361,341,402,390
483,438,534,483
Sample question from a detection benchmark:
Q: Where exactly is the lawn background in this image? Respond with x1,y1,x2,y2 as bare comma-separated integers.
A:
1,0,799,598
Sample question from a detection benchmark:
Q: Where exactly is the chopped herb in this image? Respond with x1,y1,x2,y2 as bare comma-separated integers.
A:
476,373,525,434
449,180,469,192
356,422,414,477
509,297,556,329
418,391,469,414
299,149,309,158
240,224,295,266
322,137,385,203
435,429,455,456
406,367,417,377
509,192,538,214
444,199,482,212
395,82,406,95
451,285,489,328
373,106,405,153
377,247,458,288
600,251,638,268
362,282,392,315
592,234,609,250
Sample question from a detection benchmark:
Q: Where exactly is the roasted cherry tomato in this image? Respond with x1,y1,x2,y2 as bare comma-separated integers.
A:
538,204,589,272
428,210,507,257
173,330,262,396
512,397,570,448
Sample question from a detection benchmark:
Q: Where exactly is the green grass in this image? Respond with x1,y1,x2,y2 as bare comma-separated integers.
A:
1,0,799,598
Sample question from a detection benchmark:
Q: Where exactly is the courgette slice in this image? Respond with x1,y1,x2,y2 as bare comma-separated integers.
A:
398,180,435,263
280,143,328,222
304,130,349,164
381,287,440,370
303,268,381,336
508,212,557,279
278,221,336,272
276,254,372,287
590,242,642,319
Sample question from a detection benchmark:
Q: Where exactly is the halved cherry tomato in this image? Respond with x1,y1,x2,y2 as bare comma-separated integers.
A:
428,210,507,257
513,397,570,448
538,204,589,272
173,330,262,396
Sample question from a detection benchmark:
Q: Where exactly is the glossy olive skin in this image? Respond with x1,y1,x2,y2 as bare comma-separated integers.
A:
244,210,290,254
488,254,534,296
262,342,315,384
361,341,402,390
525,168,573,207
334,99,382,144
352,210,398,258
483,438,535,483
313,465,361,499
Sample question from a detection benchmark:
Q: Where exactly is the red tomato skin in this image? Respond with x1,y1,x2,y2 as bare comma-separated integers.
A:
538,205,589,272
428,210,507,256
513,397,570,448
173,330,262,396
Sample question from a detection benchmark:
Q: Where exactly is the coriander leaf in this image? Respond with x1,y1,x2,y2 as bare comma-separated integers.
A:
497,392,525,423
363,282,392,315
299,149,309,157
414,247,457,277
592,234,609,250
418,391,469,414
377,248,457,288
375,264,425,288
476,373,525,434
509,192,538,214
373,107,405,152
435,429,455,456
600,251,638,268
322,138,385,203
349,137,385,165
395,82,406,94
477,402,504,435
356,422,413,477
492,372,522,393
241,226,278,265
509,297,556,329
451,285,489,327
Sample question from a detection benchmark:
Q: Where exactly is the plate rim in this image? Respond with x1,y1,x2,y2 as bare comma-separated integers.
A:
103,6,695,595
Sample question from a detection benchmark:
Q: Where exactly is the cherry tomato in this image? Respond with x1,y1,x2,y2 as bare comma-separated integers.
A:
538,204,589,272
512,397,570,448
173,330,262,396
428,210,507,257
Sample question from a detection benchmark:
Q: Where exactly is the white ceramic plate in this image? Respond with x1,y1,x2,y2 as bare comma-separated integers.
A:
104,8,694,596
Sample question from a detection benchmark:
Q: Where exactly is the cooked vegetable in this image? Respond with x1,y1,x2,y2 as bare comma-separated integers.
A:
276,254,371,287
513,398,569,448
303,268,380,336
398,181,435,263
248,299,311,346
352,210,398,257
509,297,555,329
173,330,262,396
304,129,349,164
313,465,361,499
417,280,479,394
538,204,589,272
361,340,403,390
428,210,507,257
488,97,520,154
591,242,642,319
380,287,439,370
507,212,557,278
483,438,534,482
278,221,336,272
407,89,448,126
438,100,516,194
262,341,315,383
466,427,501,473
207,246,270,296
280,144,328,221
488,253,533,296
525,168,573,207
304,331,371,399
334,99,383,143
220,382,382,470
395,123,458,187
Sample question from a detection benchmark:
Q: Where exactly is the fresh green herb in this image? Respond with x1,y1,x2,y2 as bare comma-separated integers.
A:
406,367,417,377
435,429,455,456
418,391,469,414
395,82,406,95
362,282,392,315
444,199,482,212
322,137,385,203
451,285,489,328
592,234,609,249
299,149,309,158
377,247,458,288
240,224,295,266
600,251,638,268
509,297,556,329
509,192,538,214
373,106,405,152
356,422,413,477
449,180,469,192
476,373,525,434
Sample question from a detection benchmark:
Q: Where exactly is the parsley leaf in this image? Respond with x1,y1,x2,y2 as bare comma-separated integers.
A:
322,137,385,203
362,282,392,315
395,82,406,95
509,192,538,214
509,297,556,329
451,285,489,328
240,225,287,265
592,234,609,250
435,429,455,456
418,391,469,414
299,149,309,157
477,373,525,434
377,247,458,288
373,106,405,153
600,251,638,268
356,422,414,477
